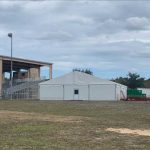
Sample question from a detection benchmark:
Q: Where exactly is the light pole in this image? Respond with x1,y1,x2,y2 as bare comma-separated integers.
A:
8,33,13,100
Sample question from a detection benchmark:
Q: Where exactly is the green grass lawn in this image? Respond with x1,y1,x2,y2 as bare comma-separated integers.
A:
0,100,150,150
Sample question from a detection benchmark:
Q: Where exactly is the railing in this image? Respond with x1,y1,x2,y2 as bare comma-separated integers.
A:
2,77,48,99
3,76,46,84
13,77,47,83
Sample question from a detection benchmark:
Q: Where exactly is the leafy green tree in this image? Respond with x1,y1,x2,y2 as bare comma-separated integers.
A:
127,72,144,89
73,68,93,75
112,72,144,89
112,77,128,85
143,79,150,88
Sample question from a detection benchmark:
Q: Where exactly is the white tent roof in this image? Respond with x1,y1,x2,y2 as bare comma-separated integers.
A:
40,71,126,87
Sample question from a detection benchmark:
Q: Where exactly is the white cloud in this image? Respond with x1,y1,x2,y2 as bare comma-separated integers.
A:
126,17,150,31
0,1,150,78
65,15,94,25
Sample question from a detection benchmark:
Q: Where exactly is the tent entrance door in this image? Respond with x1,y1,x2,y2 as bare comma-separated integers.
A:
74,89,79,100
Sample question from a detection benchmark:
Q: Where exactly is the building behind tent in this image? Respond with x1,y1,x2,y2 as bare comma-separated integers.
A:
137,88,150,98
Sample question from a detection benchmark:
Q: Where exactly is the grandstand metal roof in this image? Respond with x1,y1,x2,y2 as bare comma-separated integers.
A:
0,55,52,72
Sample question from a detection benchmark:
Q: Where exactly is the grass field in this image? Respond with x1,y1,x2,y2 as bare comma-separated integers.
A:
0,100,150,150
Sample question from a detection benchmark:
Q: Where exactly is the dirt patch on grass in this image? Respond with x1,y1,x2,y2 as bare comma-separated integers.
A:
106,128,150,137
0,110,88,123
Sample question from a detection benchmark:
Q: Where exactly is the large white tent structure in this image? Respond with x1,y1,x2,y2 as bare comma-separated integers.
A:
39,71,127,101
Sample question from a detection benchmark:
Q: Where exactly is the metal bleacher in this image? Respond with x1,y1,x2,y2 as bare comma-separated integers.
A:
2,77,48,100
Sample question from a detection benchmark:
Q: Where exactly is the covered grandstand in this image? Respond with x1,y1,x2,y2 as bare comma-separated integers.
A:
0,55,53,99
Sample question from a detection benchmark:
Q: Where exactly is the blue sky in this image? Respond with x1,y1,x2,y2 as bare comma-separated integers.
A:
1,0,150,79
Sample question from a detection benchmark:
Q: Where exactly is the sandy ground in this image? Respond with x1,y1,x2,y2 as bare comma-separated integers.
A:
1,110,150,137
0,110,89,123
106,128,150,137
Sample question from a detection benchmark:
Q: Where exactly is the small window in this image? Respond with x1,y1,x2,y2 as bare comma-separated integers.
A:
74,89,79,95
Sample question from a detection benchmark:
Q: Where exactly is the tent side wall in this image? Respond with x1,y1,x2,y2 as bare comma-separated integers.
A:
116,84,127,100
39,83,125,101
89,84,116,101
138,88,150,98
40,84,89,100
121,85,127,99
64,85,88,100
40,84,63,100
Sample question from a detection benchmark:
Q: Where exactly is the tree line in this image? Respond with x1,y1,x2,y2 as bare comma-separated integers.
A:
112,72,150,89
